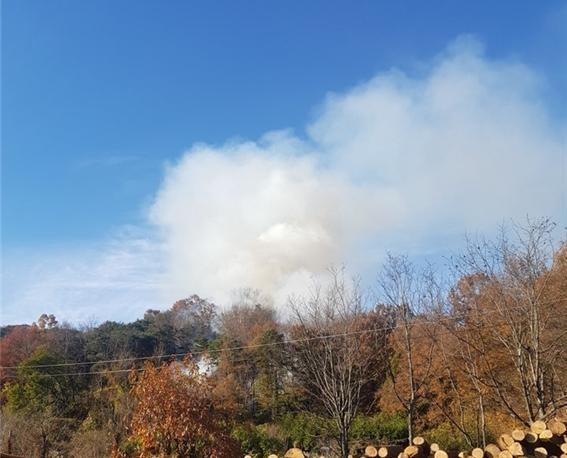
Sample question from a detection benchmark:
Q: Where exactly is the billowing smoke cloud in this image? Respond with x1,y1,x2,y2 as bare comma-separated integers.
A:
149,136,403,306
149,37,566,308
3,37,565,324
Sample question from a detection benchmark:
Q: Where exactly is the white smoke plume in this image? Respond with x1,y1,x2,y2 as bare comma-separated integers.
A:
149,37,566,308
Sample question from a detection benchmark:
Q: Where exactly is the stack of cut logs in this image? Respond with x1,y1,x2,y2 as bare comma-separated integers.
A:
245,418,567,458
362,419,567,458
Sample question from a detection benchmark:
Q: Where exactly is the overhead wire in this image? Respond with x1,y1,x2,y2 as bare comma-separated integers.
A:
2,303,558,378
0,305,521,371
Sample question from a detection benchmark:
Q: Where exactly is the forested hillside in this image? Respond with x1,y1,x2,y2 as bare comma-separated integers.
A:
1,220,566,457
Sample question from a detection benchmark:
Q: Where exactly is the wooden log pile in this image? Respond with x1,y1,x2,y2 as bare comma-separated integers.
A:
246,419,567,458
357,419,567,458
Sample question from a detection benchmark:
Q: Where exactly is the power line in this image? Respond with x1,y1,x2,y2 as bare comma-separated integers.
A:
0,324,395,370
1,367,145,379
0,304,553,371
1,304,554,376
0,352,189,370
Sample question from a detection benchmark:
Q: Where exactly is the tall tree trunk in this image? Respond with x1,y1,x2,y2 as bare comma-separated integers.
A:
404,309,416,444
479,392,487,447
339,426,349,458
40,427,48,458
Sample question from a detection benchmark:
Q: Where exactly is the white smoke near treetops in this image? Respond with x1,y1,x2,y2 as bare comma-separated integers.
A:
4,37,565,325
149,37,566,308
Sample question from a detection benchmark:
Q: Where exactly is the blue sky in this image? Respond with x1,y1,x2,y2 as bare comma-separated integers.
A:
2,1,566,324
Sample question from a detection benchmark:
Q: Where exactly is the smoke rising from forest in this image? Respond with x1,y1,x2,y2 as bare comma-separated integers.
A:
3,37,565,324
149,37,566,308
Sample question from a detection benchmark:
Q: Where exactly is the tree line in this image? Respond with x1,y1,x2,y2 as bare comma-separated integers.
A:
1,218,565,458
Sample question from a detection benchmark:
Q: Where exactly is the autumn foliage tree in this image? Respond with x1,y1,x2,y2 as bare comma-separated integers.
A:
213,295,286,420
449,219,567,426
117,358,239,458
1,221,566,456
0,325,43,385
377,221,567,447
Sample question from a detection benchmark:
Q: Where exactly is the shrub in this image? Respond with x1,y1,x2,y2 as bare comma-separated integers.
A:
423,423,470,451
278,412,335,451
351,412,408,443
232,423,285,457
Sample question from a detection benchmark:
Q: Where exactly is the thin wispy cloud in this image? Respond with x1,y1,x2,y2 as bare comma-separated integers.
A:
1,227,166,324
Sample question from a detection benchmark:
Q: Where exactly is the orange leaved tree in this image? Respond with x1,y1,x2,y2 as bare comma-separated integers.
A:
117,358,240,458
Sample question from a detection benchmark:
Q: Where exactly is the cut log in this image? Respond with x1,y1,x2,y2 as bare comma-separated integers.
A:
430,444,440,453
413,437,428,447
472,448,484,458
534,447,548,458
512,430,526,442
507,442,524,456
498,451,512,458
484,444,501,458
561,444,567,454
380,446,404,457
498,435,515,450
398,453,410,458
285,449,305,458
539,430,554,441
524,432,539,444
268,455,279,458
405,446,421,457
434,451,448,458
365,446,378,457
532,422,548,435
548,420,567,436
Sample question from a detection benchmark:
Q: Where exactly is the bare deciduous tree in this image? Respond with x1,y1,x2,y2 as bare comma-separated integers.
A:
452,218,567,425
377,254,438,443
288,269,390,458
